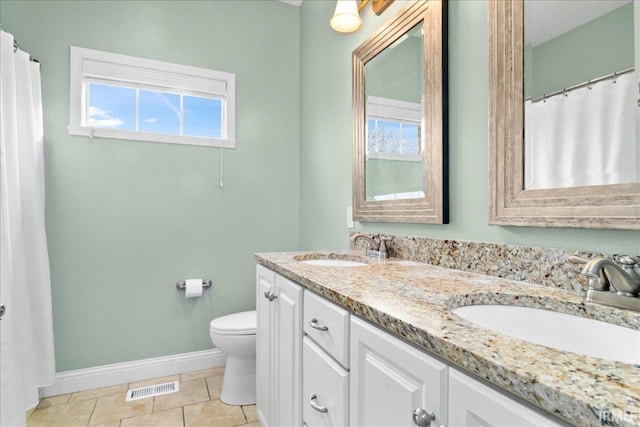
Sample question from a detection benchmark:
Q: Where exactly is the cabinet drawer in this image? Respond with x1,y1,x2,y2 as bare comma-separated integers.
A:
303,337,349,427
303,291,350,367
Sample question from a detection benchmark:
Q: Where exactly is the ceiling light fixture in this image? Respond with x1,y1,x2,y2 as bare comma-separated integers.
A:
330,0,362,33
330,0,395,34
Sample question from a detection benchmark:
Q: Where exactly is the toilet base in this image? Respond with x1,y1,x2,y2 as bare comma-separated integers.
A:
220,355,256,406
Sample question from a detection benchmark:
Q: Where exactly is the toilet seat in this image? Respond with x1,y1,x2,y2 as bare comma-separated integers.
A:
210,310,256,335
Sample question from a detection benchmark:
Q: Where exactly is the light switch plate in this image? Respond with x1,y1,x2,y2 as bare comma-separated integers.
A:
347,207,355,229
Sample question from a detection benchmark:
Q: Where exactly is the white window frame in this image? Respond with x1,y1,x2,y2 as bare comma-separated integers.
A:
366,95,423,161
68,46,236,148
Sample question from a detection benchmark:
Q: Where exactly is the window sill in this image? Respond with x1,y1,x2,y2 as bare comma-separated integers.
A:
67,125,236,149
366,152,422,162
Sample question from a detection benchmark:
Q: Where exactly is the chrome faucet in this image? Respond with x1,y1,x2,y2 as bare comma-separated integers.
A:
577,255,640,312
350,233,389,259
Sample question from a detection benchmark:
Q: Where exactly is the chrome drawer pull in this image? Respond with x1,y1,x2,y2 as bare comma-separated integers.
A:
309,318,329,331
309,394,328,413
264,291,277,301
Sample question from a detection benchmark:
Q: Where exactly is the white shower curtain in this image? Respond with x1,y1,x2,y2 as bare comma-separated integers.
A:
0,30,55,426
525,71,637,190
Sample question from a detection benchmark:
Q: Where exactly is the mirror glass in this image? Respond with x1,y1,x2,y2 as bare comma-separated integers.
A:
353,1,447,224
523,0,639,190
364,22,425,201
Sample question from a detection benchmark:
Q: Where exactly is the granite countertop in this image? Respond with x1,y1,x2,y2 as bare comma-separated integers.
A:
255,250,640,427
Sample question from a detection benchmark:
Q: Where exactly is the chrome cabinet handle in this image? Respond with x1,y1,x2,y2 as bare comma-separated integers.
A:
309,318,329,331
264,291,277,301
309,394,328,413
413,408,435,427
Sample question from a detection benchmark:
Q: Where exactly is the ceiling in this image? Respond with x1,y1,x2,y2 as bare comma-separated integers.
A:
278,0,303,6
277,0,633,48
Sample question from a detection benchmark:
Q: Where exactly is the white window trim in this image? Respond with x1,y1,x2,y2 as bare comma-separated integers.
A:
366,95,423,161
68,46,236,148
366,152,423,162
366,95,422,122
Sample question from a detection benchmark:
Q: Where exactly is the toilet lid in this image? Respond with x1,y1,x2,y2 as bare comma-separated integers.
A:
210,310,256,335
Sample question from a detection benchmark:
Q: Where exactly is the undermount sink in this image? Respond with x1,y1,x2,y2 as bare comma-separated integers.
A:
452,305,640,365
300,259,368,267
293,253,368,267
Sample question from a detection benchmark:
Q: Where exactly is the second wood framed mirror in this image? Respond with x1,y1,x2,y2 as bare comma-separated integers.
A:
488,0,640,230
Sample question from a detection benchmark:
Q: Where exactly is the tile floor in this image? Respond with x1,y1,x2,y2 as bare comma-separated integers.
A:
27,367,260,427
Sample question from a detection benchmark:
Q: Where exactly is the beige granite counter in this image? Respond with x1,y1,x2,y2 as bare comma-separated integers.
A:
255,250,640,427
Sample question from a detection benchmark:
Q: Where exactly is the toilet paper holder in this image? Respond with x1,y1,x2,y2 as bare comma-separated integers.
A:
176,279,212,291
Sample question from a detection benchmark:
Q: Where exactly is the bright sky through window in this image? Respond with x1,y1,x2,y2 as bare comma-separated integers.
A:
88,83,136,131
88,83,223,139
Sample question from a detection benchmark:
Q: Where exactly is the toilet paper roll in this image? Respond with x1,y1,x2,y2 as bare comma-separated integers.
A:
185,279,203,298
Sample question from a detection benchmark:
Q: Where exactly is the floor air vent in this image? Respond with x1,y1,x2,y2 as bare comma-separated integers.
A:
125,381,179,401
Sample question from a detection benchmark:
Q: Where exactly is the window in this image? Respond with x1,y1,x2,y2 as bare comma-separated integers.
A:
69,46,235,148
366,96,423,161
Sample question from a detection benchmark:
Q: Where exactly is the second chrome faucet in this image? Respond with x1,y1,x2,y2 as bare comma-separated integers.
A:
571,255,640,312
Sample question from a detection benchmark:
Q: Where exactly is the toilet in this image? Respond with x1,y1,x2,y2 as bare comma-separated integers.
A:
209,310,257,406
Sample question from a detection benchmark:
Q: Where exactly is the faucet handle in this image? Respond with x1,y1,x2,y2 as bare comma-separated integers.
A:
615,256,640,285
616,255,640,266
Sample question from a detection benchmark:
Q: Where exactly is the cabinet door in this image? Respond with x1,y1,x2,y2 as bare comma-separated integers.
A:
448,368,563,427
303,337,349,427
275,274,304,427
256,265,276,427
350,317,447,427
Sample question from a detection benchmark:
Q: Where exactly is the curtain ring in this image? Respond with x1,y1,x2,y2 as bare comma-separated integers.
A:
587,80,592,90
542,94,547,103
562,88,567,97
612,71,617,84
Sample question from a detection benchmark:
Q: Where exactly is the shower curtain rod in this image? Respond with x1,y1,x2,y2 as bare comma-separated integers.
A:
0,27,39,63
525,66,634,103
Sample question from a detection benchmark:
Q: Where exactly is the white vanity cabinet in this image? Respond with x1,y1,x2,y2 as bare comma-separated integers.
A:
256,263,567,427
256,265,303,427
350,317,448,427
448,368,564,427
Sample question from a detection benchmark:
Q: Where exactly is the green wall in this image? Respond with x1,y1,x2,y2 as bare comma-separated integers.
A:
299,0,640,254
1,0,300,372
526,2,634,98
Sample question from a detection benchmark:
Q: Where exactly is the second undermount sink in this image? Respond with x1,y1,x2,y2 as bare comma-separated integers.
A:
452,305,640,365
292,253,368,267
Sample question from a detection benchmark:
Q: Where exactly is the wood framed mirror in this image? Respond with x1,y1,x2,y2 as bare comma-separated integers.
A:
488,0,640,229
352,0,448,224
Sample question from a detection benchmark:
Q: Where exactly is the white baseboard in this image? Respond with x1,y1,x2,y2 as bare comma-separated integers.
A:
40,349,226,397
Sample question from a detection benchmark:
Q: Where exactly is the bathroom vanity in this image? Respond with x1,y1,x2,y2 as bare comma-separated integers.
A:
255,251,640,427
